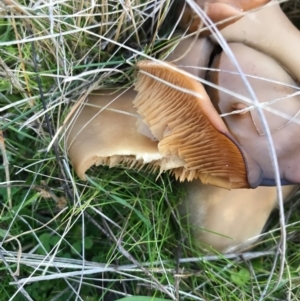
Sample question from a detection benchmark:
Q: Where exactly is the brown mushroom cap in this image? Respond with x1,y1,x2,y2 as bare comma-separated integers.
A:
177,0,270,34
134,60,262,188
180,180,295,252
208,43,300,185
220,0,300,84
65,89,162,180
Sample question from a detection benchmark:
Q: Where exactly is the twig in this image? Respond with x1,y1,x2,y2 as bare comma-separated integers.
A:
29,30,74,202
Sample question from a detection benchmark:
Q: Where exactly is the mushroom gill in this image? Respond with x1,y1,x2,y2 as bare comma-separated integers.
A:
207,43,300,185
134,60,262,188
177,0,270,34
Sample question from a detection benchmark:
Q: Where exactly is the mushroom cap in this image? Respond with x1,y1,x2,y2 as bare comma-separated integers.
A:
177,0,270,34
134,60,262,188
65,89,162,180
208,43,300,185
220,0,300,84
180,180,295,252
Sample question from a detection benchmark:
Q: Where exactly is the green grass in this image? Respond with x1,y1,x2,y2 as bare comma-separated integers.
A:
1,0,300,300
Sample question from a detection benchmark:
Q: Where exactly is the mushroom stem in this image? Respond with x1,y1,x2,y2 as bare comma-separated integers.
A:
166,35,214,79
220,0,300,83
180,180,295,252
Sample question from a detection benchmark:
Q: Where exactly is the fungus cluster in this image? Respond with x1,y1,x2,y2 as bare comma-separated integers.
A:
65,0,299,252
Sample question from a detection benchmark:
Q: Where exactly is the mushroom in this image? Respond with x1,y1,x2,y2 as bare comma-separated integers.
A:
134,60,255,188
220,0,300,83
65,4,300,252
207,43,300,185
65,61,262,189
180,181,296,252
166,3,300,252
177,0,270,34
65,35,220,182
65,56,298,252
163,30,299,251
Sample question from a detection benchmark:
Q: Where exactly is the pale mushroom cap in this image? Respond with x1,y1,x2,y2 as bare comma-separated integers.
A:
208,43,300,185
177,0,270,34
65,89,162,180
220,0,300,83
180,180,295,252
134,60,262,188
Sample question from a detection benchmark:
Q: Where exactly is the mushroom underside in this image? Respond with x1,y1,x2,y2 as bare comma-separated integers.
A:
134,60,258,188
65,61,258,189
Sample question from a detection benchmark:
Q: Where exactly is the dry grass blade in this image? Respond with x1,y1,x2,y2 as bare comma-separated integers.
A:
0,130,12,208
